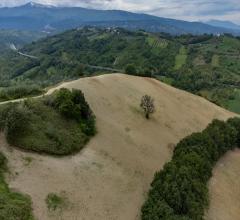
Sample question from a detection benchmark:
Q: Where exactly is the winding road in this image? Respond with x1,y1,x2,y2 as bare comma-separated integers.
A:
9,43,38,59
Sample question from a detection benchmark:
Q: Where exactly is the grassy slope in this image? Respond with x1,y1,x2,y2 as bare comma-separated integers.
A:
0,153,33,220
2,74,234,220
206,149,240,220
223,89,240,113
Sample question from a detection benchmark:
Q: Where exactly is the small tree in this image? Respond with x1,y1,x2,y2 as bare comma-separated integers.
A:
140,95,155,119
125,64,137,75
4,104,29,142
74,64,85,77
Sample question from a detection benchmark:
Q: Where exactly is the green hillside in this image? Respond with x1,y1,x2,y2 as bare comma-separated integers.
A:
0,30,46,53
0,27,240,113
0,28,179,86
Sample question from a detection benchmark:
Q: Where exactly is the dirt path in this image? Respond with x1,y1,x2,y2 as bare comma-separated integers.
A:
0,74,235,220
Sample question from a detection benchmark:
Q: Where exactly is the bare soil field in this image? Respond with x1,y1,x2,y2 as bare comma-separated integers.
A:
0,74,235,220
205,149,240,220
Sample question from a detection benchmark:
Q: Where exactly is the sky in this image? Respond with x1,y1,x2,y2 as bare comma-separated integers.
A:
0,0,239,24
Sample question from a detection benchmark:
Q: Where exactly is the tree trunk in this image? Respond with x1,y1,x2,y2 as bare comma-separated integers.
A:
146,113,149,119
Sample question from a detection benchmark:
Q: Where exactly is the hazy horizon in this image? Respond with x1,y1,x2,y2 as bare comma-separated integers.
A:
0,0,239,25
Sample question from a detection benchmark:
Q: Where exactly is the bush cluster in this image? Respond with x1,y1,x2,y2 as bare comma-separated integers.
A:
142,118,240,220
4,105,30,142
46,193,66,211
46,88,96,136
0,85,43,102
125,64,153,78
0,89,96,155
0,103,30,142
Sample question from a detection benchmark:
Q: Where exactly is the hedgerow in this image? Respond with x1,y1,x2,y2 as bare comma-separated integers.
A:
142,118,240,220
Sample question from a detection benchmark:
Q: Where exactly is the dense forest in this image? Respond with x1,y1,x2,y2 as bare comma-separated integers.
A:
0,27,240,113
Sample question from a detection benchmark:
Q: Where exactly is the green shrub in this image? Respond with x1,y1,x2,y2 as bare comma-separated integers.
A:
4,104,30,143
0,192,33,220
52,88,94,121
0,89,96,155
46,193,66,211
0,153,7,171
50,88,96,137
125,64,137,75
80,117,96,136
0,152,33,220
227,117,240,145
0,85,43,102
0,105,10,130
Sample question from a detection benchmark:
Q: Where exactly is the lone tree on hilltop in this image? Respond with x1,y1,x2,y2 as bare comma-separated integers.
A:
140,95,155,119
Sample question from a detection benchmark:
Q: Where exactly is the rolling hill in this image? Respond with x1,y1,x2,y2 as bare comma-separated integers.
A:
0,74,236,220
0,2,239,35
1,27,240,113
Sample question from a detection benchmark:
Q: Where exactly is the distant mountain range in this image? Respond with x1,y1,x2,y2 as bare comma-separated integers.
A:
205,20,240,31
0,2,239,35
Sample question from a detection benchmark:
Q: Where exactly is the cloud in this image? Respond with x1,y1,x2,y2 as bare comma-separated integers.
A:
0,0,239,24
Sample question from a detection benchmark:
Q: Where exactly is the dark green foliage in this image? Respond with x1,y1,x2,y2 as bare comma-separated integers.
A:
53,88,93,120
177,34,213,45
142,118,239,220
0,85,43,102
0,152,33,220
50,88,96,136
0,153,6,170
226,117,240,145
0,192,33,220
74,64,85,77
4,104,30,143
0,89,96,155
125,64,137,75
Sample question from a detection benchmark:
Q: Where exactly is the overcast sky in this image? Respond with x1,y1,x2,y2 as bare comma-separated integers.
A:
0,0,239,24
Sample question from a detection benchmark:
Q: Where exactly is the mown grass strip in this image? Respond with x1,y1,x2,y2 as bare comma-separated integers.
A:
174,46,187,70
